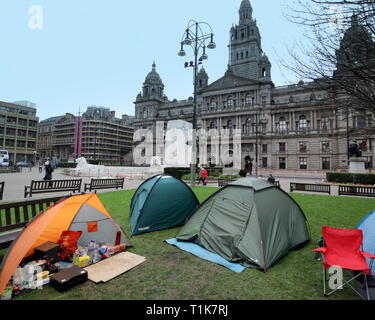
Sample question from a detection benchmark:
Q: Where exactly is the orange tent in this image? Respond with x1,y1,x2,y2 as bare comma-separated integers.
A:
0,193,131,294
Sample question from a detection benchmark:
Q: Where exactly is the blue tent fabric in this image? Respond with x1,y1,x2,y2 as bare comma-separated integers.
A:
357,210,375,275
165,238,246,273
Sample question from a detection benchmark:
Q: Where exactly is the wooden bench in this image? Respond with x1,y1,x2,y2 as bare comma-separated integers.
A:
24,179,82,198
218,179,235,188
84,178,125,192
290,183,331,195
339,185,375,198
0,196,64,248
0,182,4,201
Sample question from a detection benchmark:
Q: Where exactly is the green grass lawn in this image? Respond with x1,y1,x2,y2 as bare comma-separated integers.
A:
2,188,375,300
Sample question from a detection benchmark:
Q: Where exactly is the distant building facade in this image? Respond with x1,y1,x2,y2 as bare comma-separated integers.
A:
0,101,38,164
38,106,134,166
133,0,375,175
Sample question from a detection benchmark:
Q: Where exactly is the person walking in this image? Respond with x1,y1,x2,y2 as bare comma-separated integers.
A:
43,161,54,181
198,167,208,186
38,161,43,173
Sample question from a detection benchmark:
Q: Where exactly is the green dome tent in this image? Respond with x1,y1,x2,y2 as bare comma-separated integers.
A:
130,175,200,236
176,178,310,271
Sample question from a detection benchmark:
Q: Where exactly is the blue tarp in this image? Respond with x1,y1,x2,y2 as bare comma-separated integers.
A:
165,238,246,273
357,210,375,275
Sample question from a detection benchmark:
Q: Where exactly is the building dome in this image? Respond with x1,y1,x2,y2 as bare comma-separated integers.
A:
144,62,164,86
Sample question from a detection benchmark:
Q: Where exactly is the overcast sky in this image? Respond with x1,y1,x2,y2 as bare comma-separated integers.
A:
0,0,307,120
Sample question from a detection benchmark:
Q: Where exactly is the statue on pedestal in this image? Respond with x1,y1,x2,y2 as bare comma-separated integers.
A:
348,140,362,158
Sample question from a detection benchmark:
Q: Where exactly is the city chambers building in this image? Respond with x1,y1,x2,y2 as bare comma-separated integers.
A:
133,0,375,176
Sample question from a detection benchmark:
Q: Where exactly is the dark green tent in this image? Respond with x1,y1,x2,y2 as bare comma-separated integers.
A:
176,178,310,271
130,175,200,236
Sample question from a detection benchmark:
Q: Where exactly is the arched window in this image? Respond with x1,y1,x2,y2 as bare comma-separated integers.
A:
227,96,234,108
262,68,267,77
209,121,216,130
143,108,147,119
241,52,244,59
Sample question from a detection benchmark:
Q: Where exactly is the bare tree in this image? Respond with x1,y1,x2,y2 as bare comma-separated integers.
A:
281,0,375,117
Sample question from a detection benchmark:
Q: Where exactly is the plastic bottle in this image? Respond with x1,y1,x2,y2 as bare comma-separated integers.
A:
87,240,96,264
13,267,24,290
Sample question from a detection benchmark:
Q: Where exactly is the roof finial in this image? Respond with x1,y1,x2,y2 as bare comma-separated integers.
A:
152,61,156,70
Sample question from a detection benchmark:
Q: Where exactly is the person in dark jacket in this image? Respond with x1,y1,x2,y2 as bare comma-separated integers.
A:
43,161,54,181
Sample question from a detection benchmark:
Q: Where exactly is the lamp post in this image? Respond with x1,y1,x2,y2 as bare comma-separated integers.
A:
178,20,216,187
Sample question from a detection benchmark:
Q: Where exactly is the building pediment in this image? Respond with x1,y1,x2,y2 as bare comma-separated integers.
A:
199,69,269,93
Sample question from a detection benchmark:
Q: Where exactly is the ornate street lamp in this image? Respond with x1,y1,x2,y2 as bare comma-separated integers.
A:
178,20,216,187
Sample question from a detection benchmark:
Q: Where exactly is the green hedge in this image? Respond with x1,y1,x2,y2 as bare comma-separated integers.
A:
57,162,77,168
164,167,223,180
326,172,375,185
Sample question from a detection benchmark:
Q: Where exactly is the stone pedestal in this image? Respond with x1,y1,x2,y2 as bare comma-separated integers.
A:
349,157,368,174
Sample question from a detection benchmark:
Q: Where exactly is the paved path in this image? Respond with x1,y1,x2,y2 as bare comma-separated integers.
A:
0,168,144,202
0,169,355,202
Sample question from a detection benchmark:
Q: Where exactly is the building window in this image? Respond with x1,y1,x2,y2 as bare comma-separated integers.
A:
279,158,286,170
249,144,254,153
299,157,308,170
298,115,308,132
261,96,267,105
227,97,234,108
277,117,288,133
210,99,217,110
322,157,331,170
245,94,253,105
244,119,252,136
262,144,268,154
279,142,286,153
320,117,330,131
299,142,308,153
356,116,367,128
321,141,331,153
262,157,268,168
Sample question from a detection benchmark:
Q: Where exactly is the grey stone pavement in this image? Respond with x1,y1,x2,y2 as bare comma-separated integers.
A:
0,168,342,203
0,168,144,202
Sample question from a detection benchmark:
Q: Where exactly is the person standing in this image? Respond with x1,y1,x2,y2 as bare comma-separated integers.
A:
38,161,43,173
43,161,54,181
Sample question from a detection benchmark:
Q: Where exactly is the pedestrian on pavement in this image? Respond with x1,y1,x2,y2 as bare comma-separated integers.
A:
38,161,43,173
43,161,54,181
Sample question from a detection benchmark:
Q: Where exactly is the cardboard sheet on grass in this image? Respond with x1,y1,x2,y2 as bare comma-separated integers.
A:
84,252,146,283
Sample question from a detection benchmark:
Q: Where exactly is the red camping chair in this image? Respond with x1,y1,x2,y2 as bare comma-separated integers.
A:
313,226,375,300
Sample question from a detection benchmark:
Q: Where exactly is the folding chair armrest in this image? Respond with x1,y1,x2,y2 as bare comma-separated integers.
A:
361,252,375,259
313,247,326,253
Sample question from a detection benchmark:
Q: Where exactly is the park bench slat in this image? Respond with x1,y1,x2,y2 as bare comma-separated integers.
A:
14,206,21,224
22,205,29,222
5,208,12,226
